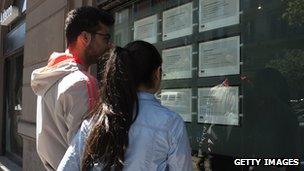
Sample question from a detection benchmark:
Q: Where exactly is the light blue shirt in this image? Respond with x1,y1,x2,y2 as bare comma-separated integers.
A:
57,92,193,171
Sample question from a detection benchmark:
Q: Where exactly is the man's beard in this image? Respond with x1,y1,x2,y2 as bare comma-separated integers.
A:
84,48,100,65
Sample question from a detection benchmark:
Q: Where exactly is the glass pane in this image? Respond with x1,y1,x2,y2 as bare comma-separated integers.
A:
4,22,25,54
107,0,304,169
113,9,131,47
5,55,23,157
14,0,26,13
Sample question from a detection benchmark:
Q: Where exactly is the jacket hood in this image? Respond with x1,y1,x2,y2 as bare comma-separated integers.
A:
31,51,86,96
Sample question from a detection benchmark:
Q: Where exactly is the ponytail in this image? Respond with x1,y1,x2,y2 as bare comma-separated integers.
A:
82,41,162,171
82,47,138,170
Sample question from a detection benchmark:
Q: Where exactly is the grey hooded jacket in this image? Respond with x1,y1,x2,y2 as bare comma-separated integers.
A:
31,50,99,171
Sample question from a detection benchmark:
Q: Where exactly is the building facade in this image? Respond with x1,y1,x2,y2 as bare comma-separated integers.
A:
0,0,96,170
0,0,26,170
0,0,303,170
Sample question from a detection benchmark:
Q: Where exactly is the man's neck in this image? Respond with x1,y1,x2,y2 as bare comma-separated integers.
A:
66,47,90,70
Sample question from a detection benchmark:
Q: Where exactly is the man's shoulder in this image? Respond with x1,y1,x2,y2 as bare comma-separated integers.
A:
62,70,96,85
57,71,97,94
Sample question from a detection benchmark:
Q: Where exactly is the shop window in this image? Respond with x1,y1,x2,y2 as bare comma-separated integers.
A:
106,0,304,169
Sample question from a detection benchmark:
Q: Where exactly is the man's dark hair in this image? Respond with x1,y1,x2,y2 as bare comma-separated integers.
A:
65,6,114,46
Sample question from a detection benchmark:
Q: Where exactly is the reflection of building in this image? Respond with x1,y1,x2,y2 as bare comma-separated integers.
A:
198,86,239,126
0,0,303,170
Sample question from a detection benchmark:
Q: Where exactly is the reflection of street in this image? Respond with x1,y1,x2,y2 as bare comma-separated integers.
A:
10,109,23,157
244,68,301,159
266,50,304,161
291,99,304,125
4,56,24,159
198,85,239,125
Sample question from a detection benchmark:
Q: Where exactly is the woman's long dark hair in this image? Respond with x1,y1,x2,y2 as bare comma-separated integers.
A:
82,41,162,170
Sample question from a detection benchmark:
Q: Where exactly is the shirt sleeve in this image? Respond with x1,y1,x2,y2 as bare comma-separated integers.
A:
57,120,90,171
167,116,193,171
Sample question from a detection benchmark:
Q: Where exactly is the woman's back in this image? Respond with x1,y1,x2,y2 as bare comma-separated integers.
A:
124,92,191,170
58,92,192,171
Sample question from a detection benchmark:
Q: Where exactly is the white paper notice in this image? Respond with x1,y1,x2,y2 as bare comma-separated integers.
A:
162,45,192,80
199,0,239,32
199,36,240,77
163,2,193,41
134,14,158,44
198,86,239,125
160,89,192,122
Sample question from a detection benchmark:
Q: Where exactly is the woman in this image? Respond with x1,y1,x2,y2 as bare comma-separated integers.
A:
57,41,192,171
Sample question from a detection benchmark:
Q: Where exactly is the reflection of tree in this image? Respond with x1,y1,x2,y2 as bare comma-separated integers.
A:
282,0,304,26
266,50,304,99
280,0,304,98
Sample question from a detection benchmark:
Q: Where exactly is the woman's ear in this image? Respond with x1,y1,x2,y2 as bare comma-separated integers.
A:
155,66,162,81
153,66,162,91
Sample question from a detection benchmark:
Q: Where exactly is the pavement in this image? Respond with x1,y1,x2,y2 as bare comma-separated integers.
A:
0,156,21,171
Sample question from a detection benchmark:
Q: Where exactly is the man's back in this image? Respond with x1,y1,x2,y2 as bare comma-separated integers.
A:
31,52,99,170
31,6,114,170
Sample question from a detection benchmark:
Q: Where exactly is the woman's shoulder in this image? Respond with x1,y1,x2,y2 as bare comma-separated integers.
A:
138,101,184,130
158,104,183,121
140,97,180,117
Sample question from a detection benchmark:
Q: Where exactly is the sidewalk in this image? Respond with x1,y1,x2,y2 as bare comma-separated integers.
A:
0,156,21,171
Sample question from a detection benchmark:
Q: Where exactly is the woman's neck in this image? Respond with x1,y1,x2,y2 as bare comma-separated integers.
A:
138,86,157,94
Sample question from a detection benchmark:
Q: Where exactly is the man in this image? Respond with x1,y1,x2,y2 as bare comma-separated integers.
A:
31,6,114,170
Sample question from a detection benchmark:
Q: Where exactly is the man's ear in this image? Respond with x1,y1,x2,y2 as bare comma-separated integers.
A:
79,31,92,47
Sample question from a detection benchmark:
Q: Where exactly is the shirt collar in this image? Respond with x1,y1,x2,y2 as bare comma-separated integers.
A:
137,91,157,101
